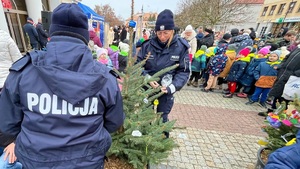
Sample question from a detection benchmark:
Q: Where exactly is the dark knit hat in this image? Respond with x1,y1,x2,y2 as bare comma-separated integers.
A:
49,3,89,43
27,17,33,21
231,28,239,36
204,28,213,34
155,9,175,31
269,43,279,51
223,33,232,40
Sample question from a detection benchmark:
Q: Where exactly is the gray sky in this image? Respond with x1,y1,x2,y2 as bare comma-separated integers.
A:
81,0,180,19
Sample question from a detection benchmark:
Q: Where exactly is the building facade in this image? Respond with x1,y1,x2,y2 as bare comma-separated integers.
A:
0,0,73,52
257,0,300,37
215,0,264,32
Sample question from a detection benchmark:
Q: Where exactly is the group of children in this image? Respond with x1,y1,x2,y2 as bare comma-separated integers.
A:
90,40,130,73
188,38,287,108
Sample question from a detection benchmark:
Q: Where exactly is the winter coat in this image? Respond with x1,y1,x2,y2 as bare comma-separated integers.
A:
196,33,204,40
207,43,228,76
0,35,125,168
181,30,197,56
89,31,102,47
0,30,22,88
120,28,127,42
191,50,206,72
254,61,279,81
136,35,190,94
197,33,214,50
239,57,267,86
269,48,300,98
249,30,256,40
278,39,291,48
113,28,119,41
207,53,228,76
231,34,253,54
219,50,236,78
23,22,39,45
265,143,300,169
118,53,127,72
217,39,229,50
226,60,248,82
107,30,114,45
36,22,48,48
107,47,119,70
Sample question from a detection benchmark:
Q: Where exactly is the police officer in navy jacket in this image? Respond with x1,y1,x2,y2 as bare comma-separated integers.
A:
136,9,190,137
0,3,124,169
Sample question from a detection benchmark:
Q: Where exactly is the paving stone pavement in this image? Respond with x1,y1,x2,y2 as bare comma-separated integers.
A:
150,86,268,169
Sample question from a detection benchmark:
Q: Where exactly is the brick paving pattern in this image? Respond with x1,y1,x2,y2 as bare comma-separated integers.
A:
150,86,268,169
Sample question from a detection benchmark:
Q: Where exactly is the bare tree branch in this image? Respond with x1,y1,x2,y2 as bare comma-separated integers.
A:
175,0,252,29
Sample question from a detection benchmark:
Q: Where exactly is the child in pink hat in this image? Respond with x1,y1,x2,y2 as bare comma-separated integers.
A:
257,46,271,57
96,48,113,69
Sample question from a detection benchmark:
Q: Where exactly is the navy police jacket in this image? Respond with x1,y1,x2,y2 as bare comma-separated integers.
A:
136,35,190,94
0,36,125,169
265,143,300,169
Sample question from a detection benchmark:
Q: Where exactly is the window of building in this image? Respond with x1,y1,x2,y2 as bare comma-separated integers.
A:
277,3,286,14
269,5,276,15
262,6,268,16
5,0,27,11
287,1,296,13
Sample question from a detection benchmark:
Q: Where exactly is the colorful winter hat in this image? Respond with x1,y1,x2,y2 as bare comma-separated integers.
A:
258,46,271,56
227,44,238,51
270,50,282,59
110,45,119,52
200,45,207,51
238,46,251,57
96,48,108,57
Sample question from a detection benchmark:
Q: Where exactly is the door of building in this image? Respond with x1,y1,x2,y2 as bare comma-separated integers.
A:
3,0,28,52
5,11,28,52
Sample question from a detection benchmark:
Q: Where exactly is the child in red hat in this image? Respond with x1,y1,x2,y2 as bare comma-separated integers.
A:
223,46,252,98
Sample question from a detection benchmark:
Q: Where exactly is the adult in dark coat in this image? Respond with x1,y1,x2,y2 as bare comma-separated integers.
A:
120,25,127,42
36,18,48,49
196,28,214,50
0,4,125,168
229,28,239,44
249,28,256,40
277,30,297,48
269,47,300,99
113,26,120,42
23,17,39,50
277,27,289,38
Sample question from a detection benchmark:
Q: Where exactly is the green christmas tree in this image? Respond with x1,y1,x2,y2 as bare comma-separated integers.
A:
259,97,300,152
106,0,177,168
